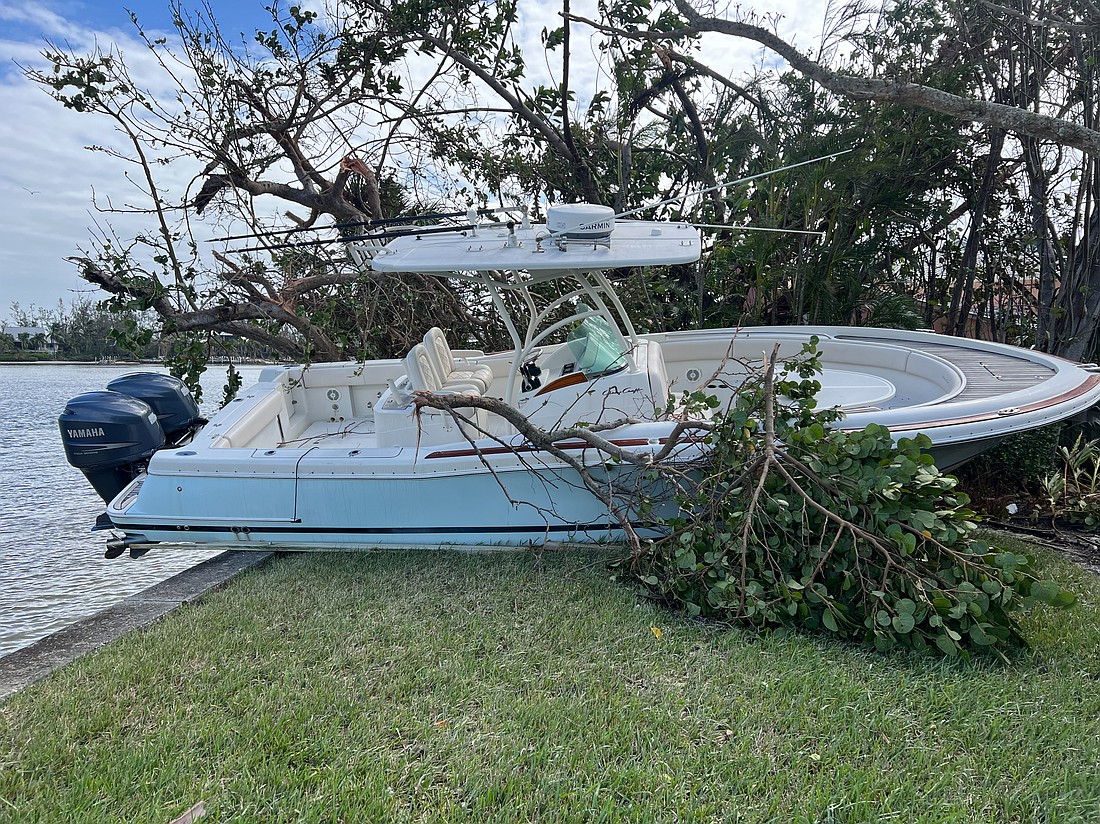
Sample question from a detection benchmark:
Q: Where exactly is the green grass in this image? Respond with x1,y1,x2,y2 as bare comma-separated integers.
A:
0,352,55,362
2,540,1100,823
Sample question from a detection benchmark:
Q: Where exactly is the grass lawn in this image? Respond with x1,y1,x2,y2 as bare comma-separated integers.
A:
2,539,1100,823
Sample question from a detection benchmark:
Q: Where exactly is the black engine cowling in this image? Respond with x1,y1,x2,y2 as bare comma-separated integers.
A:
106,373,202,441
59,390,166,505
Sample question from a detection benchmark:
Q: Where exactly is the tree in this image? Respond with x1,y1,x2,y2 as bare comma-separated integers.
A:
29,2,516,381
586,0,1100,357
659,0,1100,155
46,296,159,360
27,0,756,382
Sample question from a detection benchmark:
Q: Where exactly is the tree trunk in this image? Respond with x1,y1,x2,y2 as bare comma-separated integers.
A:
947,130,1005,338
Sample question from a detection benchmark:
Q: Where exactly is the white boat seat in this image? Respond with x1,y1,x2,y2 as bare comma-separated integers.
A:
404,344,482,396
424,327,494,394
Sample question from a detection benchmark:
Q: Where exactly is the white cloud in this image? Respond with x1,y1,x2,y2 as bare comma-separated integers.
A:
0,2,80,39
0,2,202,317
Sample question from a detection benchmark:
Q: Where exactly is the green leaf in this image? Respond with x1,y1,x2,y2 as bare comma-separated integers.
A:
968,623,994,646
676,552,697,571
935,633,958,657
874,633,894,652
892,613,915,634
1051,590,1077,608
1030,580,1064,605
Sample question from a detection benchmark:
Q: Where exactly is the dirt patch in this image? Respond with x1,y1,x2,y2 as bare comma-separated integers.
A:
986,520,1100,576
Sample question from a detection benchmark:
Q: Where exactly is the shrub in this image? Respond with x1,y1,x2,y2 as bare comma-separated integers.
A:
626,342,1075,659
960,425,1062,491
1040,435,1100,527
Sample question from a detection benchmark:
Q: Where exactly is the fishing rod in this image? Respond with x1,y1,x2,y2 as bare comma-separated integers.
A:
211,206,520,244
231,222,483,254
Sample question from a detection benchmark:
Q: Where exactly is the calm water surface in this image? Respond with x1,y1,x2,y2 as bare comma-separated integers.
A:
0,363,264,657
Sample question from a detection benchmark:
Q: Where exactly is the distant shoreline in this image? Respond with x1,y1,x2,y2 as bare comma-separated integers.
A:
0,359,277,366
0,359,149,366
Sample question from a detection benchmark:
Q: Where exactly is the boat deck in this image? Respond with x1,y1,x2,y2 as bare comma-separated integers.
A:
279,417,379,449
838,335,1056,403
263,336,1061,452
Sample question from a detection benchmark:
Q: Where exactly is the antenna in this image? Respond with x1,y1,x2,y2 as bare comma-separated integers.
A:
614,149,852,222
691,223,827,239
222,151,851,253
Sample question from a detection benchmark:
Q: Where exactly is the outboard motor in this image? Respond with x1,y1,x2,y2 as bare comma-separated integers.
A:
106,373,202,443
59,391,165,505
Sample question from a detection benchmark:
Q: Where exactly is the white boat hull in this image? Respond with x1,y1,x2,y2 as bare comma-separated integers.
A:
94,325,1100,551
108,466,662,549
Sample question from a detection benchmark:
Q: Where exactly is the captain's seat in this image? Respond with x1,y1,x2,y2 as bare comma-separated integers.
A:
403,343,479,395
423,327,494,394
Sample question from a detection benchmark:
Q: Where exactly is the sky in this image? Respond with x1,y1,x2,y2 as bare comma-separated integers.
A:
0,0,829,319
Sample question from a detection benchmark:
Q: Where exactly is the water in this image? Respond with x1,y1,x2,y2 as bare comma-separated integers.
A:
0,363,265,657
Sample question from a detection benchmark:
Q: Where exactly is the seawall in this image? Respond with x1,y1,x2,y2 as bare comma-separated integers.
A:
0,550,274,702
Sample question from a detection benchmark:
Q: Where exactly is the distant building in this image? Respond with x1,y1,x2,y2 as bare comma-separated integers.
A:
2,326,58,353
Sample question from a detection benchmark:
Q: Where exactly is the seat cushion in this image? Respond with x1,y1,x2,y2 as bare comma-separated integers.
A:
405,344,442,392
424,327,493,393
450,365,494,393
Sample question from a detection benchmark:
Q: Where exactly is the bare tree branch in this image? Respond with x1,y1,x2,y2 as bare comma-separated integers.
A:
572,4,1100,156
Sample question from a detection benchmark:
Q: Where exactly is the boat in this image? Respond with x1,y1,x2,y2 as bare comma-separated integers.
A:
59,204,1100,554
